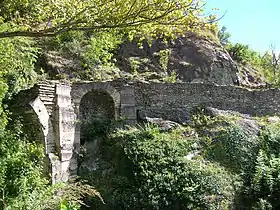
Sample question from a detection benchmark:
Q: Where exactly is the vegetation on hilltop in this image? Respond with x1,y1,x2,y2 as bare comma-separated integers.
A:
218,26,280,85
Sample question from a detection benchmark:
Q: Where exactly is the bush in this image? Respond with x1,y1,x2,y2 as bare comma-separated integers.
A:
249,150,280,208
226,43,262,65
260,124,280,156
205,125,260,175
236,124,280,209
0,122,47,209
82,125,238,210
0,121,102,210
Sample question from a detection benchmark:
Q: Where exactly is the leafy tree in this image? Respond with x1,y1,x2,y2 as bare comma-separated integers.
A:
0,0,214,39
0,37,39,130
260,51,280,84
218,26,231,46
227,43,258,64
261,45,280,84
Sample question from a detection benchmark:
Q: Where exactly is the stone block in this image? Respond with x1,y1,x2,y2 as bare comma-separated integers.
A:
60,150,73,162
120,87,136,104
121,104,136,120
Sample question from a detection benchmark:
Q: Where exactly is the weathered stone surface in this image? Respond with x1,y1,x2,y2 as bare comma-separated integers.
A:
134,82,280,117
237,63,267,87
40,32,268,87
204,107,260,136
79,139,102,173
144,117,181,131
237,118,260,136
138,108,191,124
39,51,83,78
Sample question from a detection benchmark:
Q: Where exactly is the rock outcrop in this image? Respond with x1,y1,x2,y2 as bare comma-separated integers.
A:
116,32,267,86
205,107,260,136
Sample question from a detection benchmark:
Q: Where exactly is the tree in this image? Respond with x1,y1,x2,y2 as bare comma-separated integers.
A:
269,44,280,84
0,0,214,39
218,26,231,46
227,43,256,64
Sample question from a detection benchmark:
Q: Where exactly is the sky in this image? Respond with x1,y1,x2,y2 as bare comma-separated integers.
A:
204,0,280,53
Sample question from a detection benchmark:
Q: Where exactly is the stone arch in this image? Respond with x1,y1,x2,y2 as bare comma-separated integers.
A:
72,85,119,174
72,83,120,114
71,83,120,152
12,96,58,183
79,89,116,144
29,97,53,152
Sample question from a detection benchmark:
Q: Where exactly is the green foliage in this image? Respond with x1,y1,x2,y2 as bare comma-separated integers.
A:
0,37,39,96
0,122,47,209
0,123,102,209
0,0,213,40
190,108,259,175
0,36,39,130
153,49,171,72
44,30,122,80
222,36,280,85
82,125,238,209
162,71,177,83
83,32,122,68
6,180,103,210
218,26,231,46
82,118,113,139
250,150,280,206
260,124,280,156
205,125,260,175
259,51,280,85
226,43,261,65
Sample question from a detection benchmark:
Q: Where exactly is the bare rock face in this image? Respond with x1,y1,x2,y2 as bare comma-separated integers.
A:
141,116,181,131
237,63,267,87
115,32,267,86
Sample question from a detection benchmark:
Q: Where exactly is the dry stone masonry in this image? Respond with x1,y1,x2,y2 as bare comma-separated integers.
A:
16,80,280,183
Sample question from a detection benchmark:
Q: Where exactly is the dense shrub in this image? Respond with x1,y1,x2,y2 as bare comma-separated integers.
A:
235,124,280,209
260,124,280,156
0,121,102,210
0,37,39,129
249,150,280,209
205,125,260,175
82,126,238,210
0,122,46,209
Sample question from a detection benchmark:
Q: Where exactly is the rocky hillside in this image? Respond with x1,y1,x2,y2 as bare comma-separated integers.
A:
116,32,267,86
41,32,267,87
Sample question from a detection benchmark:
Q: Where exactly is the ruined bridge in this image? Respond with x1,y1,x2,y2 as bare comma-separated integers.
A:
14,80,280,183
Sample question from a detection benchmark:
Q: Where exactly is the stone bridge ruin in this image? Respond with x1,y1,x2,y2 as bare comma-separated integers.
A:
13,80,280,183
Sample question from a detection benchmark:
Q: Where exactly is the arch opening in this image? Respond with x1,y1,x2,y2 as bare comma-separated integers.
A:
79,89,115,145
78,89,116,174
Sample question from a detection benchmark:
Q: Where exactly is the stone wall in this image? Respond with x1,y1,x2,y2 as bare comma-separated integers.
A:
14,80,280,183
134,82,280,123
